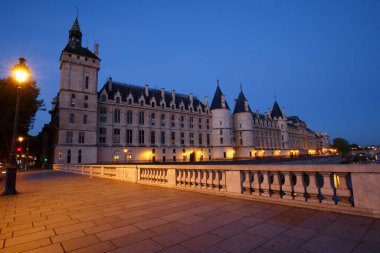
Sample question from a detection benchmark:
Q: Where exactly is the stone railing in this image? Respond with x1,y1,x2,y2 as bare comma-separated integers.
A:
53,163,380,218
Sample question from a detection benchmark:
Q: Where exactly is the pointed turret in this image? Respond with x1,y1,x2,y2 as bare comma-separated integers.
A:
210,85,230,110
233,89,251,114
271,101,283,119
68,18,82,48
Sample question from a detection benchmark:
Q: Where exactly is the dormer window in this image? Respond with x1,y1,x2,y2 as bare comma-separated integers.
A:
128,99,133,105
181,106,184,111
101,95,106,102
152,102,155,108
190,107,193,113
140,100,144,106
161,103,164,109
172,105,175,110
116,97,120,103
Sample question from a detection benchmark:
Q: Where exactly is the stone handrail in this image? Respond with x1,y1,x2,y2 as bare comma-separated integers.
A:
53,163,380,218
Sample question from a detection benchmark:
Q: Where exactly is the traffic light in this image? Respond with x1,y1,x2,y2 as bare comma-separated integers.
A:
16,147,22,152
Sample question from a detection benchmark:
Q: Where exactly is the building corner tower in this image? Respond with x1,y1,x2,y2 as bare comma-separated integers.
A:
53,18,101,164
232,89,254,159
210,83,234,160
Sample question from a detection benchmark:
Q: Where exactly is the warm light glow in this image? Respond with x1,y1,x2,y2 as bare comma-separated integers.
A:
18,137,24,142
123,148,128,153
308,149,316,155
333,174,340,188
13,69,29,83
274,150,281,156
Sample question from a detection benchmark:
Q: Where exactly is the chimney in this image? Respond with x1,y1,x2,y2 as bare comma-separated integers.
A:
171,90,175,99
244,101,249,111
204,96,208,106
256,110,259,117
161,88,165,98
221,95,226,108
282,107,285,116
145,84,149,96
94,42,99,57
108,77,112,91
189,93,193,103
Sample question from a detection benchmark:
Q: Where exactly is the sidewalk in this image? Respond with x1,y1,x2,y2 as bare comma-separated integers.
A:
0,170,379,253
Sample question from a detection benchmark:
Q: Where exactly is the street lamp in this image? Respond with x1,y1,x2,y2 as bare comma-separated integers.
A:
3,58,30,195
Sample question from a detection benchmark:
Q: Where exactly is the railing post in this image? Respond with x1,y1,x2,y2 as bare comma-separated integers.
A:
261,171,271,197
167,168,176,186
226,170,242,193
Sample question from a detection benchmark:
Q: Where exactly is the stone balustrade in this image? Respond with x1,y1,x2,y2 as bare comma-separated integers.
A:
53,163,380,218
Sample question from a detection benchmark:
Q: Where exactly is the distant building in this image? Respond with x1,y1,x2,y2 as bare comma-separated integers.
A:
50,18,327,164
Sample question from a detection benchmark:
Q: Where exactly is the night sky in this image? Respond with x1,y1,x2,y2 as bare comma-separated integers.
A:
0,0,379,145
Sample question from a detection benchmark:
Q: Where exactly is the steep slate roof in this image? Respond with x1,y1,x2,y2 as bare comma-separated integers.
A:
287,116,305,125
99,81,206,111
62,44,100,60
233,90,252,114
271,101,283,118
210,86,230,110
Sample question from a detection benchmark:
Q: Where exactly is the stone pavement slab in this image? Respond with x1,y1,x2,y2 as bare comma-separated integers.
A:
0,170,379,253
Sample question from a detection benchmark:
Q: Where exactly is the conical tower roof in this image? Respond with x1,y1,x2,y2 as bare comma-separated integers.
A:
271,101,283,118
210,85,230,110
233,89,251,114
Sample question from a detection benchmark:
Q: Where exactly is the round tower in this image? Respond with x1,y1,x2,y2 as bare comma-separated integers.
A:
210,84,234,160
271,100,289,152
232,89,254,159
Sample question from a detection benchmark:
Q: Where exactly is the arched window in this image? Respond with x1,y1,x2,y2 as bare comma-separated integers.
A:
67,150,71,163
78,150,82,163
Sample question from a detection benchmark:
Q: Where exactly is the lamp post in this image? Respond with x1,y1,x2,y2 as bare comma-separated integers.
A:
3,58,30,195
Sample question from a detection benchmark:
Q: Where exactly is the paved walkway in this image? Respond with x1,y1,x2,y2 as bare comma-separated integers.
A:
0,170,379,253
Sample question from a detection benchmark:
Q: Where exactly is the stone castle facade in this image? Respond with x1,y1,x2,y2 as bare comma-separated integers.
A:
51,18,325,164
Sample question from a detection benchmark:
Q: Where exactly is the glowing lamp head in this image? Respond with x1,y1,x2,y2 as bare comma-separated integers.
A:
18,137,24,142
12,58,30,85
123,148,128,153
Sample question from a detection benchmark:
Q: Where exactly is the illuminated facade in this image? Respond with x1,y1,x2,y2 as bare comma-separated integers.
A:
52,18,323,164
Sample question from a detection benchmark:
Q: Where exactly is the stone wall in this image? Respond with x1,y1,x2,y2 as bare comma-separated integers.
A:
53,163,380,218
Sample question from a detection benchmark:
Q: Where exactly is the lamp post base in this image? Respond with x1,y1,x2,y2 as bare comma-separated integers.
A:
3,167,18,195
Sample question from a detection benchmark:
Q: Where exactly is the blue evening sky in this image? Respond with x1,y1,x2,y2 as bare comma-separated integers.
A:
0,0,379,145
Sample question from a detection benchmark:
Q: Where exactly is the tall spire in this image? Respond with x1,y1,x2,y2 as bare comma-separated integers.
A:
68,17,82,48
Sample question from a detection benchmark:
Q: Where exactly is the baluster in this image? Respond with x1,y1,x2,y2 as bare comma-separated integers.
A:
260,171,271,197
206,170,212,189
251,171,261,196
293,171,306,201
181,169,186,186
219,170,226,191
307,172,320,203
242,171,251,194
271,172,281,198
210,170,215,190
176,169,181,185
190,170,196,187
282,171,294,200
319,172,335,205
200,170,206,189
335,173,352,206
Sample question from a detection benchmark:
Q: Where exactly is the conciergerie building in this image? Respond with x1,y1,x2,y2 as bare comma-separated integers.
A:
51,18,328,164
